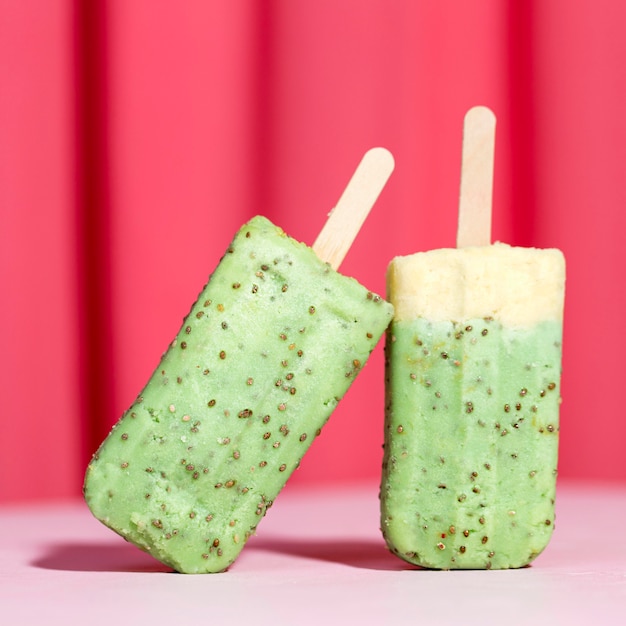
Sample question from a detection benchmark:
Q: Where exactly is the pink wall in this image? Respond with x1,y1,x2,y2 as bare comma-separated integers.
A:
1,1,81,501
2,0,625,501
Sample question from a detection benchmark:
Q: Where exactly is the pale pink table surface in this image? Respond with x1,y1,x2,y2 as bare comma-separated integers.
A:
1,480,625,625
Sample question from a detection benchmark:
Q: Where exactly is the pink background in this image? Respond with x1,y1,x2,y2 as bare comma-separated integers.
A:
2,1,625,502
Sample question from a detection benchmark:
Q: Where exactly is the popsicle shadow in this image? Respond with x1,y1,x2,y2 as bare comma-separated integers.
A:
33,538,415,573
246,535,418,571
32,542,174,573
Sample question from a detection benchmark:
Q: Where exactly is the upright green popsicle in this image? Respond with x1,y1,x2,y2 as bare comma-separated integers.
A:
84,149,395,573
380,108,566,569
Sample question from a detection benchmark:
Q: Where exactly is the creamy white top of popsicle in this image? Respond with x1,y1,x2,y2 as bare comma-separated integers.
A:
388,243,565,327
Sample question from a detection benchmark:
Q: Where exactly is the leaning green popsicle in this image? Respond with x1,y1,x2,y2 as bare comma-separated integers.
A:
84,215,393,573
381,244,565,569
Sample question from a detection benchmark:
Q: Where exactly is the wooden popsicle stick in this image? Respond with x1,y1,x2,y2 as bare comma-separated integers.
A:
457,106,497,248
312,147,395,270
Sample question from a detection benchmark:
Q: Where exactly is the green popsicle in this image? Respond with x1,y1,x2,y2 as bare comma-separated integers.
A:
84,149,395,573
381,245,565,569
380,108,566,569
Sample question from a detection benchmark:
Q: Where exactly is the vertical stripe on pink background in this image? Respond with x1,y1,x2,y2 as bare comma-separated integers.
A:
1,1,81,500
1,1,625,501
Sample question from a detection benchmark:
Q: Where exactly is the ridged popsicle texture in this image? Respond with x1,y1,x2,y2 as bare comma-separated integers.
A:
84,215,393,573
381,244,565,569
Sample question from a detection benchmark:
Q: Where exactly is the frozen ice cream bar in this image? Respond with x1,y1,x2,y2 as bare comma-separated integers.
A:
382,245,565,569
380,108,566,569
84,149,395,573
